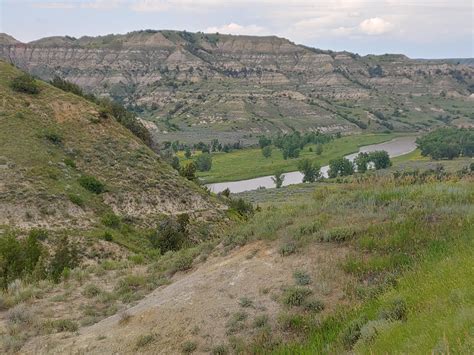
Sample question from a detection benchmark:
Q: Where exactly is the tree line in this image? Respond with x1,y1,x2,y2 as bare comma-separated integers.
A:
272,150,392,187
416,128,474,160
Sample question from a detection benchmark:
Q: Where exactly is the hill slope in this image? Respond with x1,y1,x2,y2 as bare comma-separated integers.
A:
1,31,473,143
0,60,218,230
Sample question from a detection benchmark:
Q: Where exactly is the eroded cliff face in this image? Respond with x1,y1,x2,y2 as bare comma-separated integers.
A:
1,31,473,142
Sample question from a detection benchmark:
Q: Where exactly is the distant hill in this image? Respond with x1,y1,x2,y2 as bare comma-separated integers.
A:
417,58,474,67
1,31,473,144
0,60,218,229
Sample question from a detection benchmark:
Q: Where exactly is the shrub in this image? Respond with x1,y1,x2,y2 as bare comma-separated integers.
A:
253,314,269,328
50,76,84,96
10,73,40,94
101,231,113,241
68,193,85,207
358,319,392,344
28,228,48,241
293,270,311,285
211,344,228,355
282,287,312,307
278,313,306,332
320,227,357,242
378,297,407,321
64,158,76,168
182,341,197,353
101,213,121,228
220,188,231,198
49,237,79,283
82,284,102,298
78,175,106,194
228,198,254,218
303,299,325,313
180,162,197,181
226,311,248,334
148,217,187,253
135,333,156,348
49,319,79,332
7,304,34,325
279,242,297,256
0,233,46,289
238,297,253,308
341,316,367,349
44,130,63,145
171,253,194,272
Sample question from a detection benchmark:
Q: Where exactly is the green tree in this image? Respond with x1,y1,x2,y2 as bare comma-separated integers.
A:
368,150,392,169
262,146,272,158
184,147,192,159
258,136,272,148
315,144,323,155
328,157,354,178
195,153,212,172
416,128,474,160
171,156,180,170
354,152,370,173
272,170,285,188
298,159,321,183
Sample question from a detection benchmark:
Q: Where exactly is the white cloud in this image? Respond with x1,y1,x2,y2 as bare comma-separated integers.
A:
204,23,268,36
31,0,121,10
31,1,76,9
130,0,169,12
359,17,393,35
81,0,121,9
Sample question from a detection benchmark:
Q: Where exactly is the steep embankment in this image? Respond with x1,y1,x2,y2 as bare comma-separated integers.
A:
1,31,473,142
0,60,218,229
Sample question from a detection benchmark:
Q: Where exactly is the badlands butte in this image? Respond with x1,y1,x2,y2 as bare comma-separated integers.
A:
1,30,473,144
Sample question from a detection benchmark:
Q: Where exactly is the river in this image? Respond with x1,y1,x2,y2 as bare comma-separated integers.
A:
207,136,417,194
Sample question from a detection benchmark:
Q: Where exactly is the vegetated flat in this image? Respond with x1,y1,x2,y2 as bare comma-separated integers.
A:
182,133,401,183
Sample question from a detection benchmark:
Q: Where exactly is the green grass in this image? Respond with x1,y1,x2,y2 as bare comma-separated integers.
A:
226,169,473,353
182,133,399,183
356,237,474,354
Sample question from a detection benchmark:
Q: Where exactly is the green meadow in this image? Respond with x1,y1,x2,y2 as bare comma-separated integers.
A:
181,133,402,183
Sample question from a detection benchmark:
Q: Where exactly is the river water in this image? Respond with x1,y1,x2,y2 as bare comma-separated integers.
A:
207,136,417,194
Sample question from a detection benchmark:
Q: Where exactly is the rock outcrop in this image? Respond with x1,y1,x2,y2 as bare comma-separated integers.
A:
1,30,473,142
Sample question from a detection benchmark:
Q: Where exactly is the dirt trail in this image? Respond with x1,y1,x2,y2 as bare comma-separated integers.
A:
23,241,351,354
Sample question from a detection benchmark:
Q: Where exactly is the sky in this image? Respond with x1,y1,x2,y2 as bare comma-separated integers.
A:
0,0,472,58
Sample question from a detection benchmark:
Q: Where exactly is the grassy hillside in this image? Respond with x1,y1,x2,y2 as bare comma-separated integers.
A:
0,60,217,230
0,61,229,352
228,162,473,353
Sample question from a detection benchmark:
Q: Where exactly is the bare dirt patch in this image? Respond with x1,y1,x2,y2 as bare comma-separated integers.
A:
22,240,352,354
